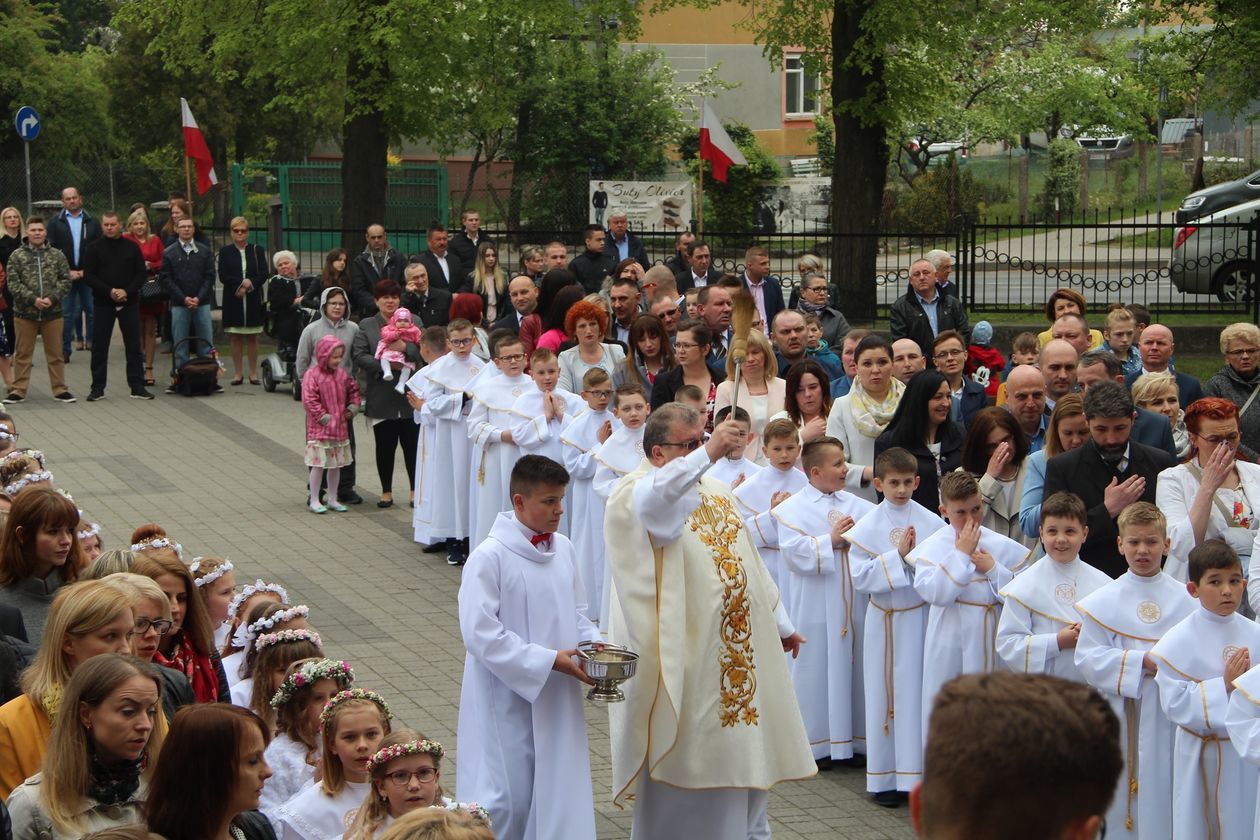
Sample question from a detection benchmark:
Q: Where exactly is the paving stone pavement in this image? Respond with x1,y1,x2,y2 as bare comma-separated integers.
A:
28,340,915,840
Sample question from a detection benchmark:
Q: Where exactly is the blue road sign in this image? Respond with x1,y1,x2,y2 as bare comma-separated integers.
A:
14,107,40,142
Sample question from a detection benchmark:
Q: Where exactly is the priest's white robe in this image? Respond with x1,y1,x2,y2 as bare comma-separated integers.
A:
410,353,482,543
466,372,531,547
1225,664,1260,839
707,455,762,489
912,525,1028,736
996,555,1110,680
773,485,875,760
847,499,946,793
276,779,371,840
592,425,645,622
1075,571,1195,840
456,511,600,840
733,465,807,591
605,447,816,838
560,407,619,623
1150,606,1260,840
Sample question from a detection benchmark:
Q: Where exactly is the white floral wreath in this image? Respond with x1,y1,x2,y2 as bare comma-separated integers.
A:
129,536,183,558
0,448,44,468
270,659,355,708
246,604,310,643
319,688,392,733
189,557,234,588
5,470,54,496
442,801,491,827
227,580,290,619
76,522,100,542
254,628,322,653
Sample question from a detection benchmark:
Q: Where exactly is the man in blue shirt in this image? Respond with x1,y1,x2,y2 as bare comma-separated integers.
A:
46,186,101,364
603,211,649,270
889,258,969,364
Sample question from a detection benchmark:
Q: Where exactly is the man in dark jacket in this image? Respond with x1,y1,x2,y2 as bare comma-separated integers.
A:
414,223,464,293
492,274,538,334
664,231,695,277
569,225,616,294
675,239,722,292
5,217,73,404
1077,350,1177,459
159,218,216,384
46,186,101,363
448,210,493,268
603,211,650,270
889,257,970,363
83,211,151,401
349,224,407,318
401,261,451,328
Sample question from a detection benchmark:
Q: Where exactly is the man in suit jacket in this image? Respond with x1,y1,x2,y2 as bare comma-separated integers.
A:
47,186,102,363
350,224,407,317
492,274,539,334
603,211,650,270
1078,350,1178,459
889,258,970,362
400,262,451,328
664,231,694,277
448,209,493,268
675,240,723,292
1043,381,1177,577
741,246,785,333
1123,323,1204,408
415,223,465,294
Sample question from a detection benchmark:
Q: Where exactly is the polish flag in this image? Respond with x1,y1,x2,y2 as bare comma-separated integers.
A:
180,98,218,195
699,100,747,183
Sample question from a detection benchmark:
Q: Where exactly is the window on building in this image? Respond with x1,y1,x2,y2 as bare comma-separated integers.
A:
784,55,820,117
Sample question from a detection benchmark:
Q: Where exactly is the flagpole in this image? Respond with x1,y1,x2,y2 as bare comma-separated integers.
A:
697,100,705,235
184,154,193,211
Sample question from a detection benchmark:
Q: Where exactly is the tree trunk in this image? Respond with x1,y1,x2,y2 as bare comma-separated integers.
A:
830,0,887,323
341,42,389,252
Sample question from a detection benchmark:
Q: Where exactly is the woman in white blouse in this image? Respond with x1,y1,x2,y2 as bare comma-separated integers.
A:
826,333,903,502
714,330,785,465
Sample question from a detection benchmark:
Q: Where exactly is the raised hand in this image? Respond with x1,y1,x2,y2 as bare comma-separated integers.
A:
985,441,1012,479
597,420,613,443
1103,475,1146,517
770,490,793,509
897,525,916,559
970,548,995,573
955,518,981,557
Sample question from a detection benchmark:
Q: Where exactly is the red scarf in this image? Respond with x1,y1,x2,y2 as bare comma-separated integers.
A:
155,632,219,703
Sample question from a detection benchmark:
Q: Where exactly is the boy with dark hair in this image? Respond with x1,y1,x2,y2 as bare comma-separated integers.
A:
457,454,600,838
996,492,1109,680
467,334,532,549
734,418,806,589
707,405,761,488
847,446,947,806
1150,539,1260,839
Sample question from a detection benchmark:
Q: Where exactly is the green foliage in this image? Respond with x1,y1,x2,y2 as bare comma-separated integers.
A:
1040,138,1081,217
808,114,833,177
889,162,983,232
678,122,778,232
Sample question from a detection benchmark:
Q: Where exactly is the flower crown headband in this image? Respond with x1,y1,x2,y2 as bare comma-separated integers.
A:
227,580,290,619
5,470,53,496
366,739,445,774
254,628,321,653
270,659,354,708
442,801,492,826
189,557,234,588
0,429,17,443
247,605,310,643
129,536,183,558
319,688,392,733
76,522,100,542
0,448,43,468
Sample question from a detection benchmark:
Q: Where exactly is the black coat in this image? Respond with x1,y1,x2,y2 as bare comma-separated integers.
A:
401,288,452,328
874,421,965,511
650,363,727,410
82,235,145,305
1042,439,1176,578
46,209,102,270
0,605,25,643
603,231,650,270
217,243,269,329
157,663,195,724
349,248,407,317
415,250,465,293
449,230,494,268
352,313,422,420
675,267,723,292
492,307,528,335
889,291,971,361
1132,406,1178,460
569,250,616,295
159,240,215,303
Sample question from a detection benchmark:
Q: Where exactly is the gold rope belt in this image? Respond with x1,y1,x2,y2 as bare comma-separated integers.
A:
867,600,926,735
1179,725,1228,840
956,599,1000,672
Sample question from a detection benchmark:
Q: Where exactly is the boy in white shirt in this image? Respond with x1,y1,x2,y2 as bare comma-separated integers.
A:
592,383,649,623
406,326,447,542
734,418,806,590
997,491,1110,680
512,348,582,467
1150,539,1260,840
1075,502,1195,840
467,334,532,548
707,405,762,489
846,446,946,807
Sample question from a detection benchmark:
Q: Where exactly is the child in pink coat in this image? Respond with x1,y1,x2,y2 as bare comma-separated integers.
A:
376,306,423,393
302,334,362,513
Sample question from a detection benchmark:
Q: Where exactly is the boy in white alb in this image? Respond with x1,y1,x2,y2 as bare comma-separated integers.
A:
997,491,1110,680
846,446,945,807
772,436,874,768
467,335,532,548
1075,502,1195,840
592,384,649,622
912,470,1029,736
456,455,600,839
512,348,582,466
1226,661,1260,839
1150,539,1260,840
706,405,762,489
406,326,448,539
734,418,806,590
411,318,484,566
561,367,619,624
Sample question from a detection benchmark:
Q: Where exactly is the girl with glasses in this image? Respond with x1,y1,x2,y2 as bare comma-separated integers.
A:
343,730,452,839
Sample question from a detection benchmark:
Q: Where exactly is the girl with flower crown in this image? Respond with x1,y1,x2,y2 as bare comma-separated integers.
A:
189,555,236,648
221,579,289,671
0,411,20,459
224,599,306,688
7,654,163,840
229,625,321,725
131,553,228,703
0,580,135,798
0,486,88,644
275,689,392,840
76,516,102,564
261,658,355,828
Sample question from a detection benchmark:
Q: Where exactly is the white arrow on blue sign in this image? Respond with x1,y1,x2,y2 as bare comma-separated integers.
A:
14,107,40,142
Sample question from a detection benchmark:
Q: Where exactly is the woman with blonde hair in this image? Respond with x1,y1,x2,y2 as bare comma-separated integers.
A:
1018,393,1090,540
7,654,162,839
0,486,88,643
0,580,135,797
467,242,507,324
1133,371,1190,461
713,330,786,464
100,573,193,720
377,808,493,840
1,207,24,380
124,207,166,386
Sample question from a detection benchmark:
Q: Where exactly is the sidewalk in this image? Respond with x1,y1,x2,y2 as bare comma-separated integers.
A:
24,338,915,840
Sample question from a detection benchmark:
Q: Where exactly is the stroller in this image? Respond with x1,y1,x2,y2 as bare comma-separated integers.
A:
170,336,223,397
261,273,317,400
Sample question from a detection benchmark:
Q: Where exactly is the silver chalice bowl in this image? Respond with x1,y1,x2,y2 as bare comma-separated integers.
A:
577,641,639,703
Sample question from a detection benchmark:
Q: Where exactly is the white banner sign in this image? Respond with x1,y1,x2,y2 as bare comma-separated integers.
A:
589,180,692,231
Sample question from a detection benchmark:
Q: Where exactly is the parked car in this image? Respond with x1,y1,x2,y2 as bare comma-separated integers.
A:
1070,127,1135,160
1169,196,1259,302
1175,168,1260,224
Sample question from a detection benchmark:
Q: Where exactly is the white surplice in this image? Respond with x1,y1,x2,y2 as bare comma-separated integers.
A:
410,353,483,543
456,511,600,840
510,387,581,465
772,485,875,760
846,499,946,793
1074,571,1195,840
733,464,807,591
604,447,816,838
912,524,1029,737
707,455,763,489
276,779,371,840
1150,606,1260,840
262,733,318,834
592,425,645,622
996,555,1110,680
560,407,619,623
1226,663,1260,839
466,372,531,547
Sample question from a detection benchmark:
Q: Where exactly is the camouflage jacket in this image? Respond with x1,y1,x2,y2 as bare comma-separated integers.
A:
6,244,70,321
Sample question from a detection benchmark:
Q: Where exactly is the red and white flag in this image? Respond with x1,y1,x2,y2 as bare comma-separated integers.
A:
699,100,747,183
180,98,218,195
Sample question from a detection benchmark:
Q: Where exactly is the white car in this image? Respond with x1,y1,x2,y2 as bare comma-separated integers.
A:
1169,197,1259,302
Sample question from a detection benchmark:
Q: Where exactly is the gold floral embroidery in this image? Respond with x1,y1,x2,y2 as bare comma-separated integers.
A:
690,491,759,727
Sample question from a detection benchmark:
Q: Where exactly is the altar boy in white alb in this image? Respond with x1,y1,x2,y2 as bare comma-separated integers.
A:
1225,661,1260,839
1075,502,1195,840
846,446,945,806
511,347,581,466
467,334,532,547
912,470,1029,735
456,455,600,840
734,418,806,590
1150,539,1260,840
997,492,1110,681
773,437,873,767
706,406,762,488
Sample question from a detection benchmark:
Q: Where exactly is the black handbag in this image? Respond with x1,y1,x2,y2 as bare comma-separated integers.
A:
139,276,164,303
